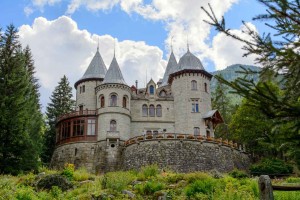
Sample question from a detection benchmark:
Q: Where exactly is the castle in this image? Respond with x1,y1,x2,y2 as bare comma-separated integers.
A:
50,46,250,173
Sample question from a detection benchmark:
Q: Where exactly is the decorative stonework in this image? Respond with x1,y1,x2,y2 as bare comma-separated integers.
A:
95,83,131,93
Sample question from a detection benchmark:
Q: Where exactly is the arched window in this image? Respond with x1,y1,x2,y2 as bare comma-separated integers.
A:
142,104,148,117
204,83,207,92
110,120,117,131
100,95,105,108
110,94,117,106
123,96,127,108
191,80,197,90
149,85,154,95
159,90,166,97
194,127,200,136
156,105,162,117
149,104,155,117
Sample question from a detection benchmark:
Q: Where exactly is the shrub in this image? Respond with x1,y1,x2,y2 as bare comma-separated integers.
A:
61,163,75,180
229,169,248,179
250,158,293,175
166,173,184,184
135,181,164,195
185,179,215,198
183,172,211,183
286,177,300,184
140,165,159,179
102,171,136,192
50,186,62,198
73,167,94,181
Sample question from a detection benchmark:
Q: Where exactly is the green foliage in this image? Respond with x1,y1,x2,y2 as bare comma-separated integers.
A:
0,25,44,175
42,75,75,165
102,171,136,192
50,186,62,199
135,181,164,195
286,177,300,184
61,163,75,180
202,0,300,167
250,158,293,175
185,179,215,199
183,172,211,183
165,173,184,184
137,164,159,180
73,167,95,181
228,169,249,179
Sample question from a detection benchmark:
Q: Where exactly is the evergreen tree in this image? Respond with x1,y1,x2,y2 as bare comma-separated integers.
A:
0,25,43,174
42,75,75,165
202,0,300,165
211,75,235,139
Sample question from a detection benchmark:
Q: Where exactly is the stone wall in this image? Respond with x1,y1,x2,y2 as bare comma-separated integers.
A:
121,140,250,173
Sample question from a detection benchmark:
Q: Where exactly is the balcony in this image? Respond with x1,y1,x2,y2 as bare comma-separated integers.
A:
106,131,120,139
57,110,97,122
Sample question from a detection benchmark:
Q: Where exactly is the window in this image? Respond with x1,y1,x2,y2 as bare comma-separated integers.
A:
149,104,155,117
110,120,117,131
191,80,197,90
73,119,85,136
159,90,166,97
149,85,154,95
206,130,210,138
79,86,82,94
75,148,78,156
110,94,117,106
100,96,105,108
87,119,96,135
194,127,200,136
61,122,71,139
79,105,83,114
204,83,207,92
156,105,162,117
146,130,152,135
82,85,85,93
192,100,199,112
142,104,148,117
123,96,127,108
153,130,158,135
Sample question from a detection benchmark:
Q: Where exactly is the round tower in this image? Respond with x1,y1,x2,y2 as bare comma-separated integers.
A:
170,49,213,137
74,47,107,111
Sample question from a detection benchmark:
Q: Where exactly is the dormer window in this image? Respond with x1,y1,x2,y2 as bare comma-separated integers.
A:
149,85,154,95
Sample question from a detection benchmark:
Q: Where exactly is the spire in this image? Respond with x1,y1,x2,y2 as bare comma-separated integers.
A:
161,51,178,86
103,56,126,85
97,38,99,52
187,35,190,52
80,49,107,80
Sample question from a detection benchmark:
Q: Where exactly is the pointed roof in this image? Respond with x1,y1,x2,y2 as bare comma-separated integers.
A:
178,49,204,70
74,48,107,88
103,56,126,85
81,49,107,80
161,51,179,86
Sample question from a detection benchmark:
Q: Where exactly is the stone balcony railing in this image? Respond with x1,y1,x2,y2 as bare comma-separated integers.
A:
106,131,120,139
57,110,97,121
124,133,246,152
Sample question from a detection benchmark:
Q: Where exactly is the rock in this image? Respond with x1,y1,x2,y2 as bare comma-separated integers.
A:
210,169,223,179
131,180,142,186
122,190,135,199
36,174,73,191
154,191,167,200
79,180,94,185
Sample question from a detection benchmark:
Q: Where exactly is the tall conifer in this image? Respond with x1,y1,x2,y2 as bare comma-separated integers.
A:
42,75,75,164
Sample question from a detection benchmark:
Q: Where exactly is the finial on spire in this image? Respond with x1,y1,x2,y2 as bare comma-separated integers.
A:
97,38,99,51
171,36,174,52
113,39,116,57
187,35,190,52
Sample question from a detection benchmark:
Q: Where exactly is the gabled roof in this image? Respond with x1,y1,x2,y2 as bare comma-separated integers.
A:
103,56,127,85
74,48,107,88
178,49,204,70
161,51,179,86
203,110,224,127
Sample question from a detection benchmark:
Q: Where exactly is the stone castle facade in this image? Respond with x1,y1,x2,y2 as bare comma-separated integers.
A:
50,46,249,173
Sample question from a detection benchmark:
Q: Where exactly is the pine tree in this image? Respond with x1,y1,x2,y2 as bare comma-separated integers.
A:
0,25,43,174
202,0,300,165
42,75,75,165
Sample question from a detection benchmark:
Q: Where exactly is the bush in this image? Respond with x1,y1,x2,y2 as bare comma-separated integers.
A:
185,179,215,198
183,172,211,183
137,165,159,180
229,169,248,179
73,167,94,181
286,177,300,184
166,173,184,184
135,181,164,195
61,163,75,180
102,171,136,192
250,158,293,175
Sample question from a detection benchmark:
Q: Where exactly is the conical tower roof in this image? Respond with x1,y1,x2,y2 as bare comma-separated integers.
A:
178,49,204,70
161,51,178,86
81,48,107,79
103,56,126,85
74,48,107,88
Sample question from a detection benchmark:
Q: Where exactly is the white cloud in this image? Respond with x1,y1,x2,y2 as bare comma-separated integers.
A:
208,22,259,70
24,6,34,17
18,16,165,110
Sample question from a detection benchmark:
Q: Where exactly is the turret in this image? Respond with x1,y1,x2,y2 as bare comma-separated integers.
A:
170,48,213,137
161,51,178,86
95,55,131,142
74,47,107,111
